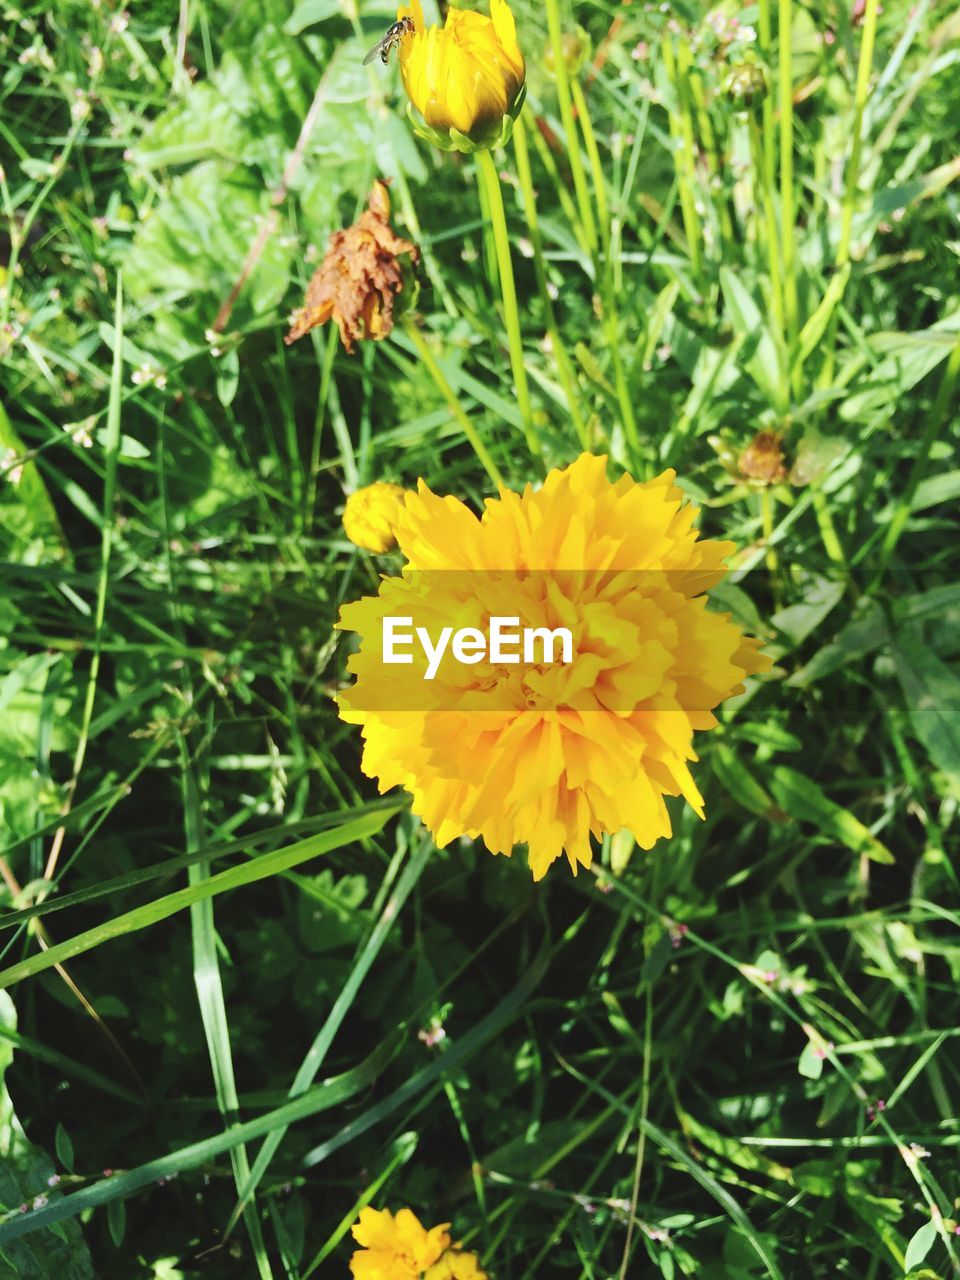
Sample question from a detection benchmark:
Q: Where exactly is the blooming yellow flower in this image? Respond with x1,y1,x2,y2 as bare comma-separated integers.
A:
396,0,526,151
343,482,408,554
337,454,770,881
349,1207,451,1280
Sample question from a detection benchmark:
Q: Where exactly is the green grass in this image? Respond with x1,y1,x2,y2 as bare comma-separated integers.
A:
1,0,960,1276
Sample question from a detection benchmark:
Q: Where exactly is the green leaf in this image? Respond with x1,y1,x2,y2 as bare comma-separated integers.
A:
840,325,960,420
0,933,550,1247
712,745,784,821
106,1199,125,1249
52,1126,72,1174
905,469,960,513
891,633,960,783
797,1041,824,1080
719,267,785,412
0,402,68,565
903,1221,938,1272
123,161,295,359
681,1111,794,1182
767,766,895,863
787,601,889,688
284,0,343,33
770,578,845,648
0,1031,403,1248
793,265,851,373
0,993,95,1277
0,806,400,990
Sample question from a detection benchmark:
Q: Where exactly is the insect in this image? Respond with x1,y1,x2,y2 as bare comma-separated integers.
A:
362,17,415,66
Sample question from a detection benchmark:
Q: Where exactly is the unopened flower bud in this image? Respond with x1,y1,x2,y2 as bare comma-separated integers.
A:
544,26,590,77
723,62,768,110
342,482,407,554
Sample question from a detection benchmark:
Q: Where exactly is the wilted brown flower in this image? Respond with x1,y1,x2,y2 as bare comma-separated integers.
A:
286,179,418,353
738,430,786,485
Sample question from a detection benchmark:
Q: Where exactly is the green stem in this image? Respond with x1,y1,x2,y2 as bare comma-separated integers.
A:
570,77,609,253
812,486,845,565
818,0,880,388
512,116,590,449
529,120,588,254
748,113,790,407
402,319,505,489
544,0,598,257
748,115,785,352
305,324,339,528
837,0,881,270
688,64,735,257
779,0,799,347
601,277,641,463
475,148,542,462
661,34,703,287
760,486,780,604
758,0,777,194
475,163,500,294
618,988,653,1279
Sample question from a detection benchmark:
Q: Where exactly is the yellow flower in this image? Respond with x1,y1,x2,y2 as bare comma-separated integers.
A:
425,1250,488,1279
349,1207,451,1280
342,482,408,554
396,0,526,151
337,454,770,881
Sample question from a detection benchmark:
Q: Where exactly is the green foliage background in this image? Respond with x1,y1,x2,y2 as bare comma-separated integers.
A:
0,0,959,1275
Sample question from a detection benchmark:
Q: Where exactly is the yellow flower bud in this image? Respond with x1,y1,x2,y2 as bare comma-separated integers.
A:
397,0,526,152
342,482,407,554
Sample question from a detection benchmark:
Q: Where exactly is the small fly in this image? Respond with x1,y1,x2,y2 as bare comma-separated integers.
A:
362,16,415,66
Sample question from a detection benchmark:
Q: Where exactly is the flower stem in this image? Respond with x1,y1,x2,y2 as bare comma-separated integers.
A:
512,115,590,449
812,487,845,565
837,0,880,271
544,0,598,257
760,485,779,591
661,33,703,288
570,77,608,254
778,0,799,347
818,0,880,389
688,64,735,258
475,147,542,462
402,318,505,490
600,277,640,464
747,113,788,399
529,120,588,255
757,0,776,184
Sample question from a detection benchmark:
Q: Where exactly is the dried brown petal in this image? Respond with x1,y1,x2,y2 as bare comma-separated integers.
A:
738,430,787,485
286,179,419,353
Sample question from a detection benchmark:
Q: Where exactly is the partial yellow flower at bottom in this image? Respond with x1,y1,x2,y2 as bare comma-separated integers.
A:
425,1250,488,1279
342,482,408,554
397,0,526,151
349,1207,451,1280
337,453,771,880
